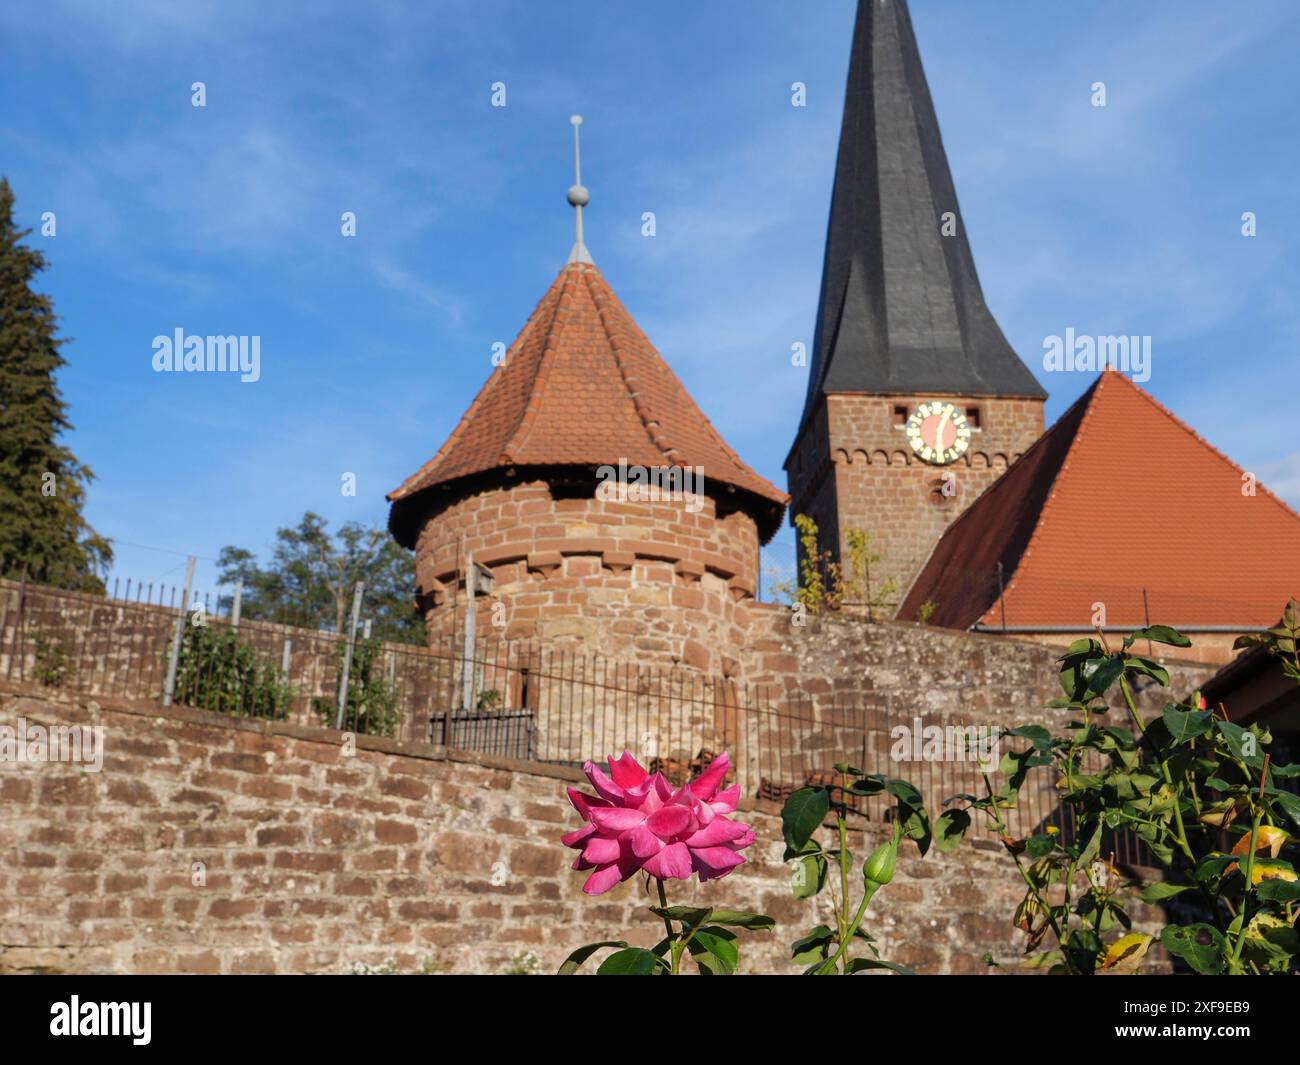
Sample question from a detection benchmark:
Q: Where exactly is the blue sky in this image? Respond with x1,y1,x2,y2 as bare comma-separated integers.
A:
2,0,1297,599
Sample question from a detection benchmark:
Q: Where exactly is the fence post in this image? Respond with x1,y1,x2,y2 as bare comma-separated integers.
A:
996,561,1007,632
462,552,478,713
334,582,365,730
162,556,195,707
281,637,292,675
231,579,243,630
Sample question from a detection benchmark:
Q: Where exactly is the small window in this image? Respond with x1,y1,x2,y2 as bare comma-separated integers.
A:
965,407,981,430
892,405,909,428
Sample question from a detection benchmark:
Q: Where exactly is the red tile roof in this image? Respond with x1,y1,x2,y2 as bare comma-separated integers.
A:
900,370,1300,631
388,260,788,544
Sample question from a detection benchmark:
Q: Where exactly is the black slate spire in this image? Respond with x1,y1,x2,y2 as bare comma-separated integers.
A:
800,0,1045,426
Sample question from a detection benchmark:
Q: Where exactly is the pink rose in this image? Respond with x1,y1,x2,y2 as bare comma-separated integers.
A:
563,751,755,895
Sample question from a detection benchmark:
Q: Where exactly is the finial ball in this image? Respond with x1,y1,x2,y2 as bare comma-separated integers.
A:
570,114,583,126
567,183,590,207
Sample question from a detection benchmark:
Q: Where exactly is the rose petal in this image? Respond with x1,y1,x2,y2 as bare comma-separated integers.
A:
684,818,750,848
608,750,648,790
691,846,746,880
583,836,621,864
709,785,740,814
688,752,730,802
646,804,694,840
629,824,664,859
589,807,646,833
583,761,626,804
566,787,609,817
562,824,595,848
582,864,625,895
642,841,693,880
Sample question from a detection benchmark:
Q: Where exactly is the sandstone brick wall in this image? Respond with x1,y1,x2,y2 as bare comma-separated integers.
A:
0,682,1182,976
413,479,760,675
786,395,1045,602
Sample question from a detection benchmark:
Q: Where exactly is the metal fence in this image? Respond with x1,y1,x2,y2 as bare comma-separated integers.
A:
0,576,1149,865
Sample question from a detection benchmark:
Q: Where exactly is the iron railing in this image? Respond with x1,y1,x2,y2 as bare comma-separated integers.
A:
0,577,1150,865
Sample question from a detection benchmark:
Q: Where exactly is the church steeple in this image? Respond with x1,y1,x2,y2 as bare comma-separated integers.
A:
800,0,1044,431
785,0,1047,614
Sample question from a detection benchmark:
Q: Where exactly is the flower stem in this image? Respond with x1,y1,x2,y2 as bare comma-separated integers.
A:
1119,675,1195,862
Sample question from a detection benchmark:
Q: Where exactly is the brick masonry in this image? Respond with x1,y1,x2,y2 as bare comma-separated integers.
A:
413,478,760,676
786,394,1046,603
0,615,1216,976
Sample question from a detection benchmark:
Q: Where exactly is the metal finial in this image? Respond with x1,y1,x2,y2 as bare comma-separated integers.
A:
567,114,592,264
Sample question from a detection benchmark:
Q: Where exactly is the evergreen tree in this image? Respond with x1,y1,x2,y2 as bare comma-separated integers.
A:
0,178,111,590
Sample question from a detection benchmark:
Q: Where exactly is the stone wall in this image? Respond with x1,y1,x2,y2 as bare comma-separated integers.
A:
1,607,1217,976
786,394,1045,599
0,683,1177,976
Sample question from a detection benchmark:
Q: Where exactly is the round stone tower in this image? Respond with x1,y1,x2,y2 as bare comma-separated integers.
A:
387,140,786,676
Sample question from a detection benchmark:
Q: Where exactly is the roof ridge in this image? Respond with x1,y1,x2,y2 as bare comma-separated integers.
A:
979,374,1106,624
586,269,768,481
581,266,677,464
503,263,582,462
919,374,1096,557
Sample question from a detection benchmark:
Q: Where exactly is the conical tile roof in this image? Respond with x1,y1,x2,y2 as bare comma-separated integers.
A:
388,259,787,546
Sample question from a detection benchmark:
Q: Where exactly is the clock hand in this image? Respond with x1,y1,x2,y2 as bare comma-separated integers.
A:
934,409,951,454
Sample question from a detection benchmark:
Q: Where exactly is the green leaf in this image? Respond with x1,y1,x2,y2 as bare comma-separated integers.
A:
1128,625,1191,648
1256,880,1300,904
1024,833,1057,859
1066,929,1103,974
790,924,834,963
792,852,828,899
1077,823,1103,866
558,940,628,975
1215,720,1264,770
1004,724,1052,750
886,779,931,856
703,909,776,931
782,787,830,851
934,809,971,854
689,927,739,975
1124,656,1170,687
1160,924,1226,975
1138,882,1195,903
596,947,665,975
1021,950,1064,970
1161,706,1213,744
845,957,916,975
832,762,863,775
1087,654,1126,696
1265,787,1300,829
782,838,821,862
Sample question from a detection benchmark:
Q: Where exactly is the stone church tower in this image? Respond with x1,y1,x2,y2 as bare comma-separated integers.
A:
388,119,787,676
785,0,1047,607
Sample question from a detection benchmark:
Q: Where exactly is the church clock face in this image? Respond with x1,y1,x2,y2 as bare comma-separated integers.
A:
905,401,971,465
